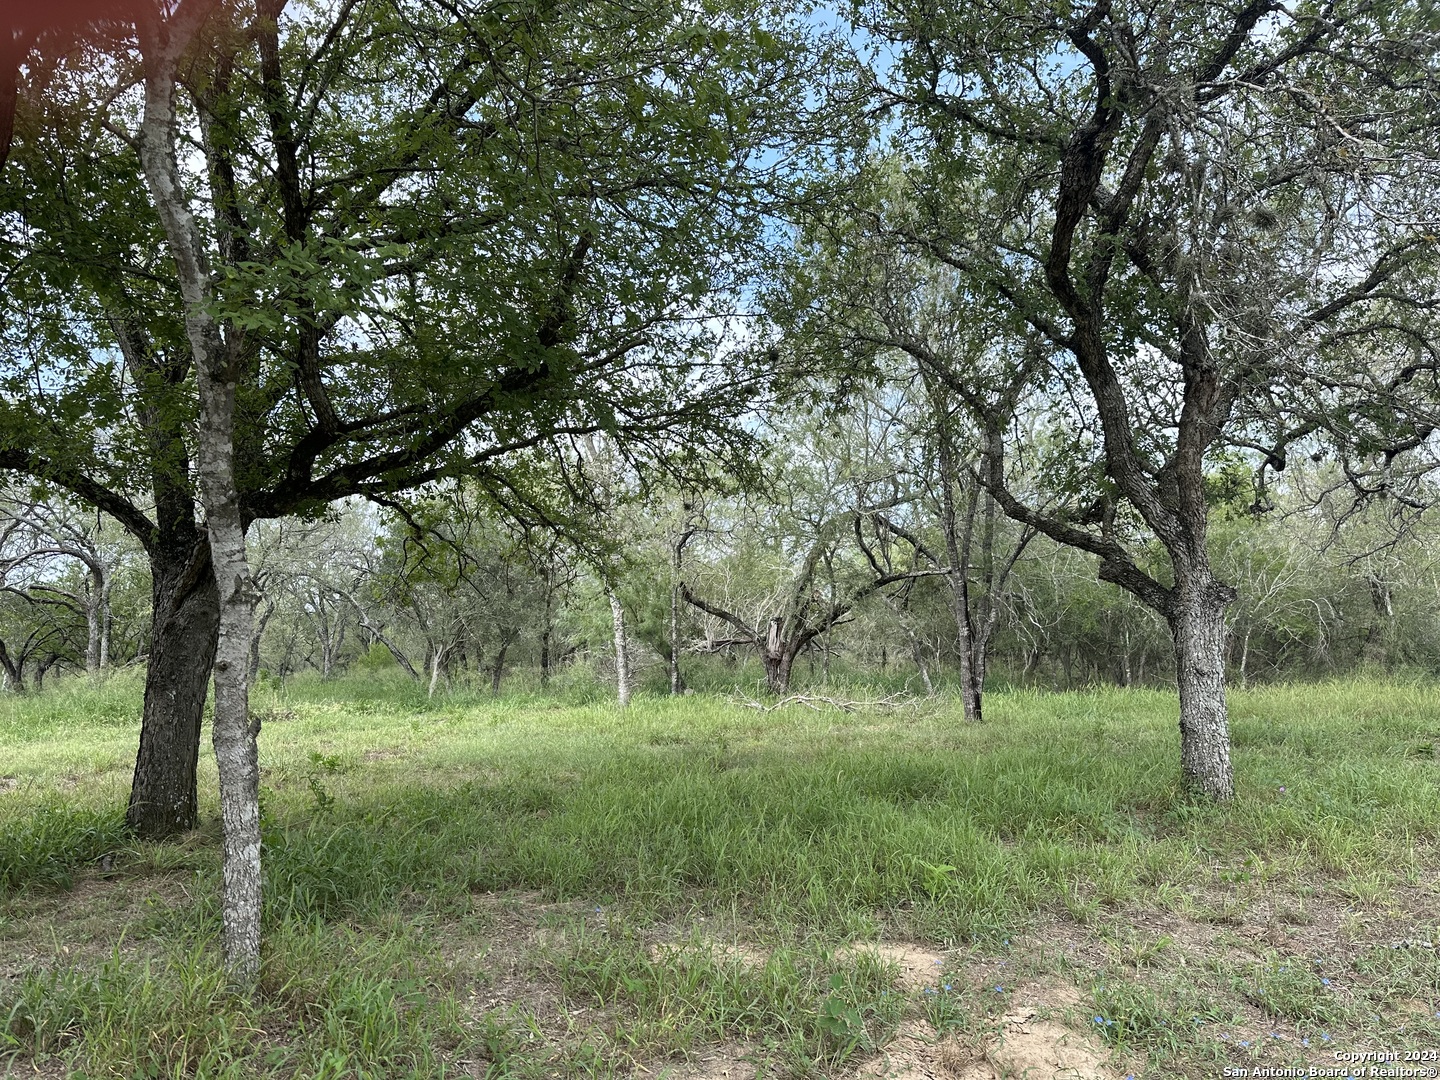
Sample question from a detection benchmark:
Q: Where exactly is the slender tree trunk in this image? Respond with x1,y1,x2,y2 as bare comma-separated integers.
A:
489,637,511,695
98,576,112,672
669,580,684,695
939,436,984,722
909,636,934,695
204,492,261,983
249,596,275,681
138,3,260,980
1238,625,1251,690
127,548,219,839
85,593,103,675
428,646,445,699
1170,577,1235,800
609,588,631,707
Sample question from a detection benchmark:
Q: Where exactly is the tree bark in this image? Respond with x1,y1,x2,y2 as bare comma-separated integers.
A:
489,635,511,695
126,544,218,840
609,588,631,707
84,572,104,676
137,0,261,981
1170,577,1236,801
427,645,446,698
669,579,685,695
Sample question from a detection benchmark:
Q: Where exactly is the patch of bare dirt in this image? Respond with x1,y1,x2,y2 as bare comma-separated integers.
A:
854,1019,965,1080
635,1045,759,1079
1010,978,1084,1011
852,984,1120,1080
0,775,19,794
988,1007,1120,1080
715,941,771,968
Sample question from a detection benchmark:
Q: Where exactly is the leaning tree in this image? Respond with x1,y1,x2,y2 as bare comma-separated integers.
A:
849,0,1440,798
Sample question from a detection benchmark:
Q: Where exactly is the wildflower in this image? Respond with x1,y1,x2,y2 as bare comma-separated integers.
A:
1094,1016,1105,1025
1278,786,1286,794
943,984,952,991
994,985,1004,993
1321,977,1331,987
1322,1032,1332,1042
1302,1038,1311,1048
1239,1040,1251,1048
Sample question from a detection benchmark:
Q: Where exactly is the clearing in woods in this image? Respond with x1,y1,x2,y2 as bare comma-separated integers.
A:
2,674,1439,1078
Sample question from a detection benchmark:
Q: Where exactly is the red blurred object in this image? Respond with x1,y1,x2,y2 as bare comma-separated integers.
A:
1,0,153,168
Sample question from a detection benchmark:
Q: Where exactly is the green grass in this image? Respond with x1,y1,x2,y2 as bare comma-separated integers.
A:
3,673,1440,1077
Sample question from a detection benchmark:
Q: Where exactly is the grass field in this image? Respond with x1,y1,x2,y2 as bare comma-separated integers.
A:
2,674,1439,1079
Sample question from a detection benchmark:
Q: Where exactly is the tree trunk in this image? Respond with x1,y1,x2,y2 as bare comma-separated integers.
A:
668,579,684,695
249,596,275,681
489,637,510,695
98,576,112,672
540,569,555,688
85,591,103,675
909,636,935,695
1237,625,1251,690
609,588,631,707
137,4,261,980
1170,579,1235,801
127,548,219,839
762,647,796,695
428,646,445,698
957,639,982,721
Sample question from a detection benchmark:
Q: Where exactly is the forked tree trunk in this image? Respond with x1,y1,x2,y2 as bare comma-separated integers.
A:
127,547,219,840
1170,577,1235,801
609,589,631,707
